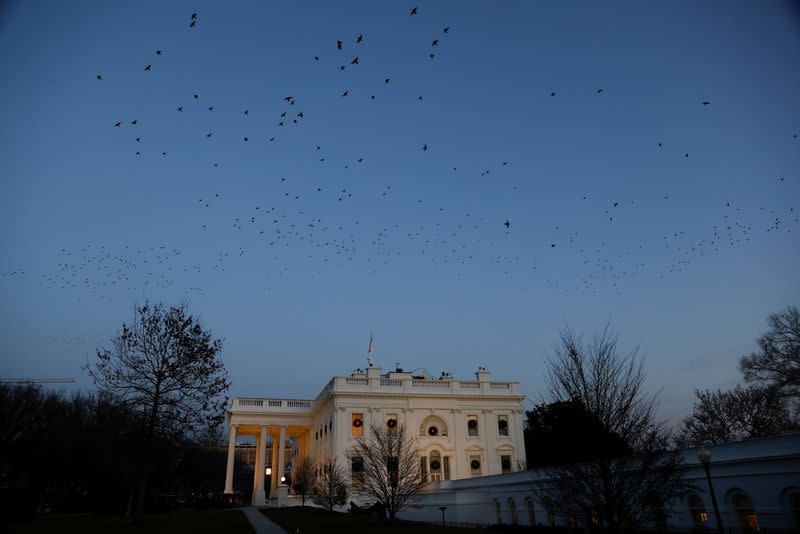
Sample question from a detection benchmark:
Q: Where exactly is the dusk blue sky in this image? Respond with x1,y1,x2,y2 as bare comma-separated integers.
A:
1,1,798,425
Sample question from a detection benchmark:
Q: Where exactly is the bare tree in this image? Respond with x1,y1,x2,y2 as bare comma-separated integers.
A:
311,456,348,511
290,456,315,506
677,384,795,447
538,325,685,531
348,424,427,520
739,305,800,398
83,301,229,521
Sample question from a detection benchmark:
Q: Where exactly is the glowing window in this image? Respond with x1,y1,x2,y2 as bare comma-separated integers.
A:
351,413,364,437
467,415,478,437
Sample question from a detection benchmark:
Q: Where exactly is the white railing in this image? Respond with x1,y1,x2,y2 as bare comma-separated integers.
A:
412,380,451,388
380,379,403,387
345,377,369,386
233,376,520,414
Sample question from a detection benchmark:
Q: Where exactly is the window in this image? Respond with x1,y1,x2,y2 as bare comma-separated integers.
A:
351,413,364,437
501,454,512,473
351,456,364,484
734,493,759,532
420,456,428,483
508,498,518,525
443,456,450,481
429,451,442,482
497,415,509,436
467,415,479,437
419,415,448,436
495,500,503,525
386,413,398,430
526,499,536,526
688,494,708,529
469,455,481,476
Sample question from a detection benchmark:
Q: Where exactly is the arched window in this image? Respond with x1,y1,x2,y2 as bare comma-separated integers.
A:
508,498,518,525
688,494,708,529
526,498,536,526
495,500,503,525
419,415,448,437
733,493,759,532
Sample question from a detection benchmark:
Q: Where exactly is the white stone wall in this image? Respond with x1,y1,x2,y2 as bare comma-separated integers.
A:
397,432,800,531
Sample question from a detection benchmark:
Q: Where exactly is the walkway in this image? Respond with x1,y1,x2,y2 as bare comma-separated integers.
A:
240,506,287,534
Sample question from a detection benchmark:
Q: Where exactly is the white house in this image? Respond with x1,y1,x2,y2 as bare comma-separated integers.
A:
224,365,527,505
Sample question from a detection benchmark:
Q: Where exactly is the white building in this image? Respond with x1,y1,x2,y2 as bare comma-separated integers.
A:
397,432,800,531
223,366,527,506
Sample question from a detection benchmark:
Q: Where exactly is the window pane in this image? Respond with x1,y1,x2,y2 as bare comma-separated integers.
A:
351,413,363,437
467,415,478,437
443,456,450,480
498,415,509,436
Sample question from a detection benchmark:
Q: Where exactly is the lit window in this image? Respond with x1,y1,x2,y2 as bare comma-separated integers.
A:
688,494,708,529
467,415,478,437
495,500,503,525
498,415,509,436
526,499,535,526
351,413,363,437
734,494,759,532
508,498,518,525
386,413,398,430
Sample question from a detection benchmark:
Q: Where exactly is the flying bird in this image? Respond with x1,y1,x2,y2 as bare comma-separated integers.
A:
96,75,102,80
432,39,439,46
144,64,151,71
385,78,391,84
340,64,346,71
189,20,196,28
314,56,319,60
284,96,293,101
193,94,199,99
208,106,214,111
156,50,162,55
177,106,183,111
356,34,363,43
429,53,435,58
443,27,450,33
337,40,343,50
410,7,418,15
504,220,511,228
597,88,604,94
351,57,359,64
114,122,121,127
422,144,428,151
342,89,349,97
243,110,249,115
418,96,423,100
130,119,138,125
136,137,141,142
191,12,197,19
550,91,556,96
243,137,249,142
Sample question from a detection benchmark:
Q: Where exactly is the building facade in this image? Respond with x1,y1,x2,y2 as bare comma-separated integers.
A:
396,432,800,531
223,366,527,505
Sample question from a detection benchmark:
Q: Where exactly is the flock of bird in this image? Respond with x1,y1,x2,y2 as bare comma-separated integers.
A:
4,6,798,315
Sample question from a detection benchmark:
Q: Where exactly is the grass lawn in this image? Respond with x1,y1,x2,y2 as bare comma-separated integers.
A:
262,506,489,532
9,508,254,534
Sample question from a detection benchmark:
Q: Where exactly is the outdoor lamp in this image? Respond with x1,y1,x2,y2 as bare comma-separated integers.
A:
265,467,271,476
697,447,723,534
280,476,286,483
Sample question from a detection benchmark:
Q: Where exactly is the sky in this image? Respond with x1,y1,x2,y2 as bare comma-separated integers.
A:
1,1,798,426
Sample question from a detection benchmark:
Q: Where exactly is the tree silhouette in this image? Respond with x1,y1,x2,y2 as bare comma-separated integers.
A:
84,301,229,521
348,424,426,520
739,305,800,399
311,456,348,511
537,325,685,531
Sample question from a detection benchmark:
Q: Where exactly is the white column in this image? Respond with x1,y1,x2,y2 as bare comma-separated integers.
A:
277,425,287,487
270,430,279,497
253,425,267,505
224,424,238,494
252,431,262,504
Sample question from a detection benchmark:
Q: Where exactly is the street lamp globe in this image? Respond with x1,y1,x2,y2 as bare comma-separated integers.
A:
697,447,711,465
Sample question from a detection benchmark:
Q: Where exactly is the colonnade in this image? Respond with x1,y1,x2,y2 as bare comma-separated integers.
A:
224,423,297,505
